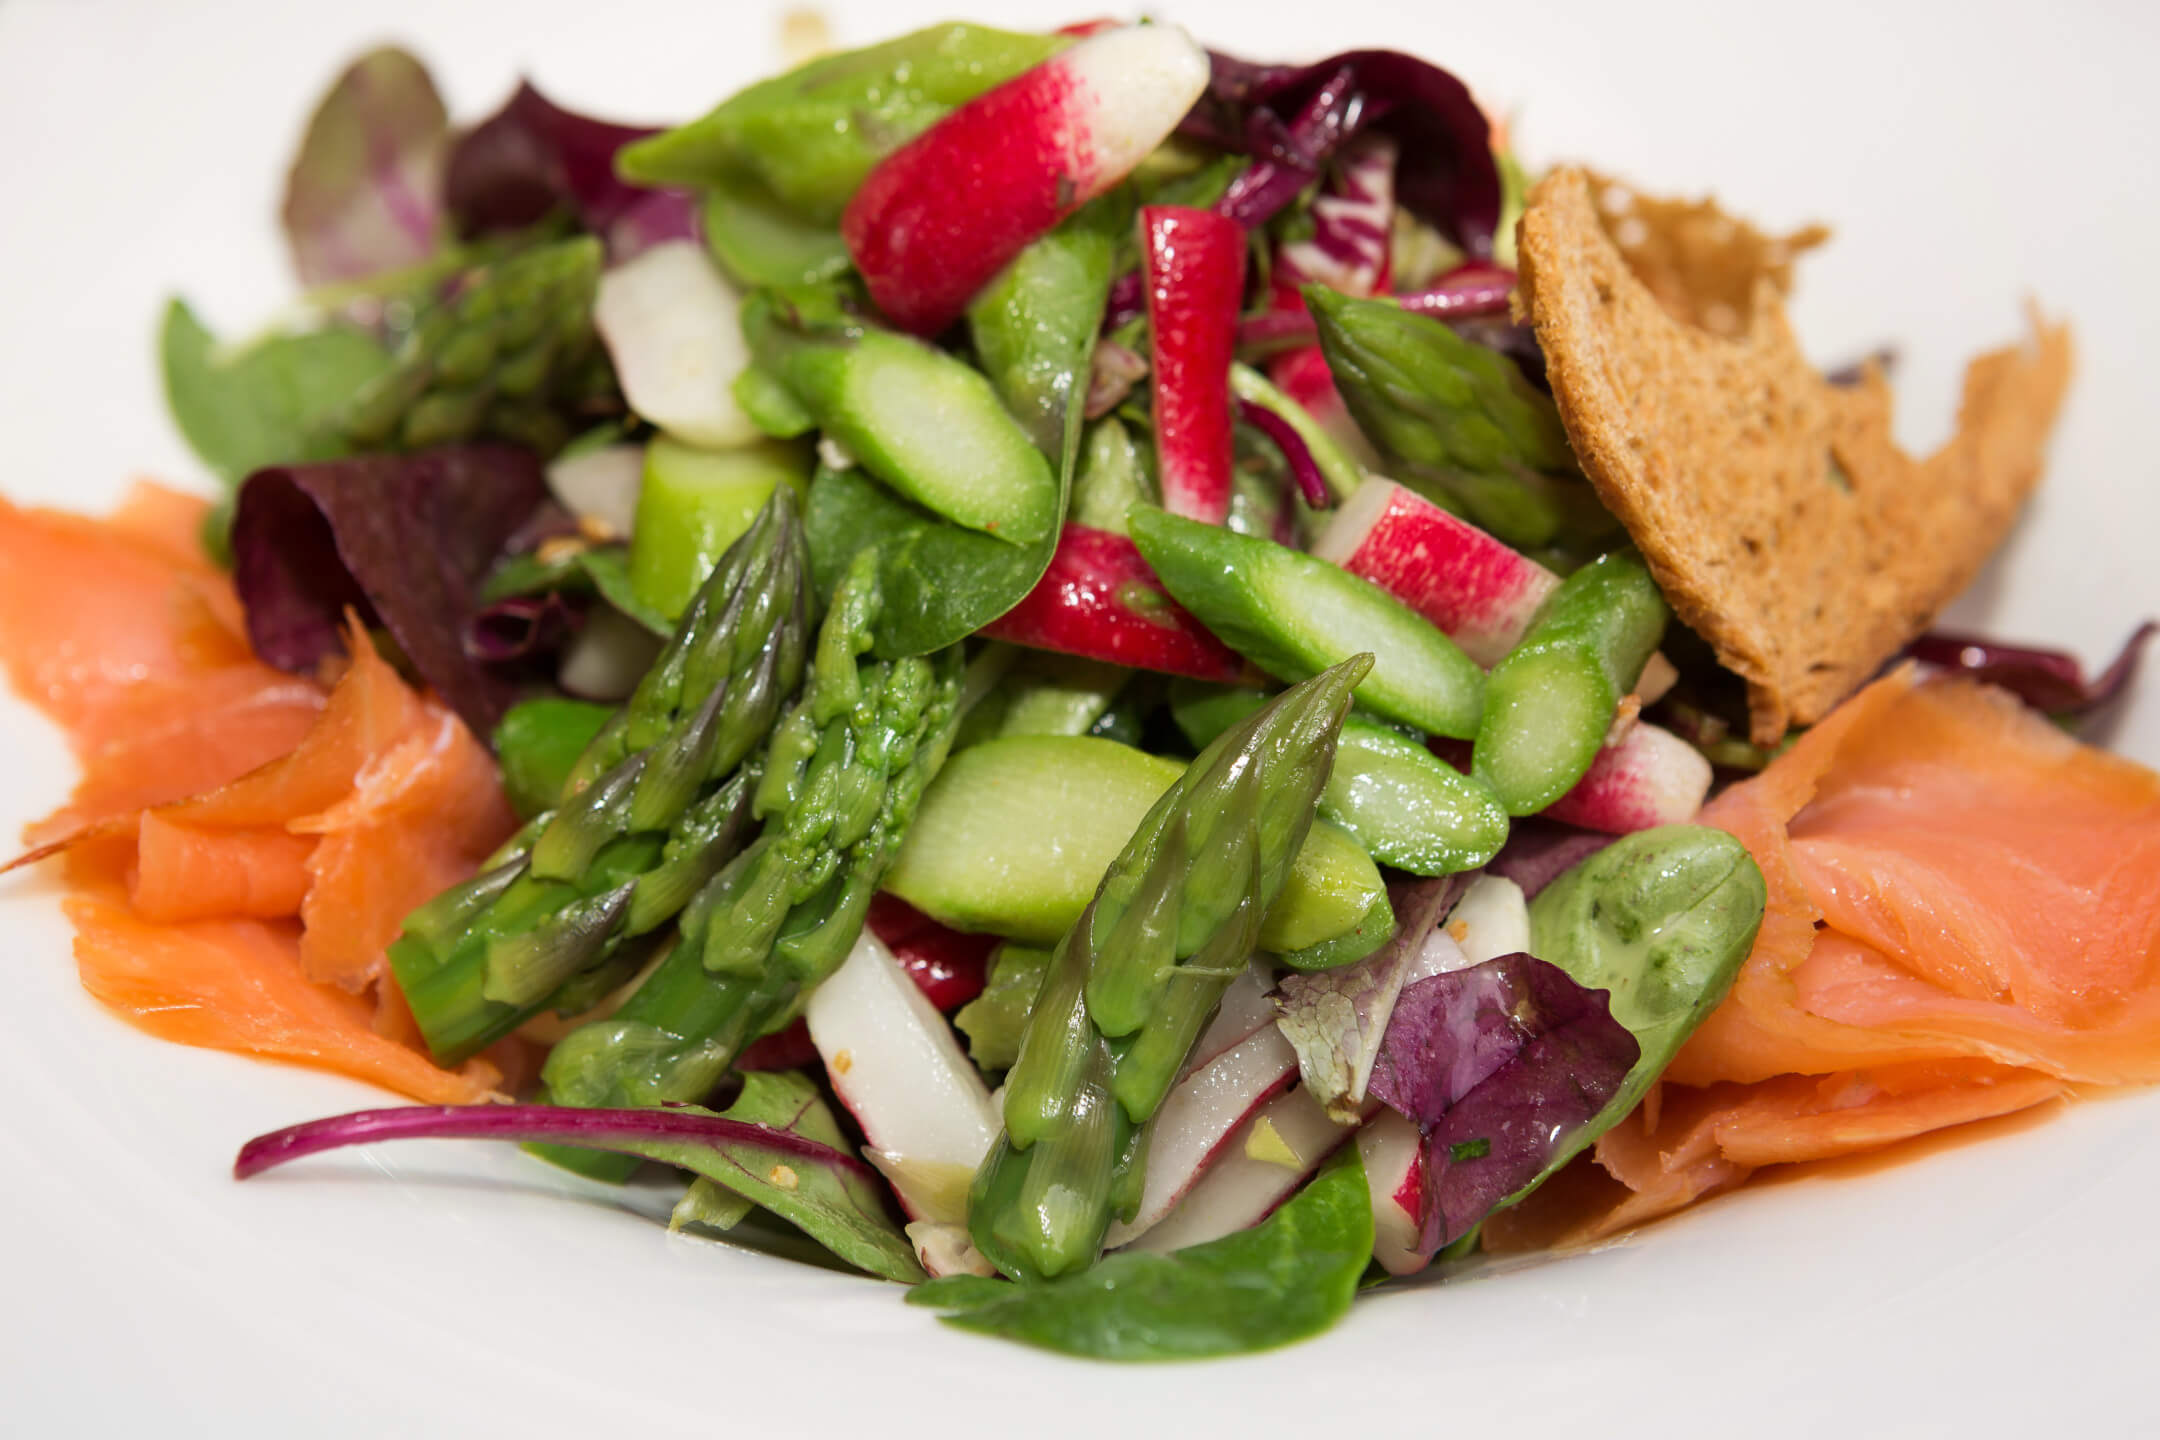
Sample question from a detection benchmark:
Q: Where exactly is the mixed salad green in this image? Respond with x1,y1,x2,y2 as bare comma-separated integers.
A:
185,18,1794,1359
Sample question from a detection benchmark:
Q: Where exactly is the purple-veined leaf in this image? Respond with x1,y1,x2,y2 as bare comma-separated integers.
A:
281,47,450,286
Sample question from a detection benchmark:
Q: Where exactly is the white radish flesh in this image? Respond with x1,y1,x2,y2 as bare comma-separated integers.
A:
1543,721,1714,833
1357,1110,1429,1275
556,605,661,701
592,240,759,449
1102,1023,1298,1247
804,930,999,1222
545,444,644,539
1125,1089,1358,1253
1443,873,1532,965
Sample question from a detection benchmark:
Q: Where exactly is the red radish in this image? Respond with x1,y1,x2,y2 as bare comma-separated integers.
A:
737,1019,817,1072
1143,205,1245,523
1103,1023,1299,1247
1356,1110,1428,1274
803,929,999,1223
1316,478,1558,667
865,892,993,1011
1123,1088,1360,1253
1542,720,1713,833
979,523,1246,681
842,25,1208,335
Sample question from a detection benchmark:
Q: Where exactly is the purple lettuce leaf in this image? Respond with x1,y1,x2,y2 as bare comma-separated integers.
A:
1180,48,1500,256
467,591,582,663
1904,622,2158,719
1272,874,1470,1121
231,445,550,734
1368,953,1638,1252
234,1100,924,1282
281,47,450,286
1486,818,1616,900
443,81,698,262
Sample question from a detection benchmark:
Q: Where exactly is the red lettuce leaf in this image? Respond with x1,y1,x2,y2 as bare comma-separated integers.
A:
444,82,697,262
1904,622,2157,719
281,47,450,286
231,445,550,733
1368,953,1638,1251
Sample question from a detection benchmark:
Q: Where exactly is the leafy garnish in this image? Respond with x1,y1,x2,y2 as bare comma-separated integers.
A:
159,299,388,485
280,46,450,286
1368,952,1639,1252
909,1147,1371,1360
1274,874,1470,1121
667,1072,859,1244
235,1099,924,1283
230,445,549,733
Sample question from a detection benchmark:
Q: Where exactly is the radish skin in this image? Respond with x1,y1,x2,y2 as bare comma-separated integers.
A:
1542,720,1713,833
842,25,1209,334
1144,206,1246,524
978,523,1245,681
1316,478,1557,668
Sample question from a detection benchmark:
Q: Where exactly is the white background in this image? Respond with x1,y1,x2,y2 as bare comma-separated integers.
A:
1,1,2155,1435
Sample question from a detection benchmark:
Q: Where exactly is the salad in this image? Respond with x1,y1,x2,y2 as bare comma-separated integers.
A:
3,15,2157,1363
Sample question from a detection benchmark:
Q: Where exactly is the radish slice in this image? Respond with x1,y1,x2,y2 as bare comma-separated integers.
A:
804,929,999,1223
1181,963,1279,1078
843,24,1209,335
1542,720,1713,833
1356,1110,1428,1275
545,444,643,539
1316,478,1558,667
978,523,1246,681
557,605,662,700
591,240,759,449
1635,650,1680,706
1442,873,1530,965
1102,1023,1298,1247
1143,205,1246,524
1270,344,1385,474
1124,1088,1359,1253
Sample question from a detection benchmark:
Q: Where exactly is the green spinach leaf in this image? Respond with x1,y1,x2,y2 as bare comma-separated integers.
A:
159,298,388,484
910,1147,1371,1359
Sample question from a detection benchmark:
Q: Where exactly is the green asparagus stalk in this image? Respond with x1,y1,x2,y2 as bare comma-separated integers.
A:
335,236,615,456
1474,547,1671,815
967,657,1371,1282
387,489,813,1065
1305,284,1601,550
742,286,1059,545
1130,505,1486,740
533,549,967,1177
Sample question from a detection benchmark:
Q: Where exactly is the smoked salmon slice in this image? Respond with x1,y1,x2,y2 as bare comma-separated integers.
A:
0,485,518,1103
1496,668,2160,1246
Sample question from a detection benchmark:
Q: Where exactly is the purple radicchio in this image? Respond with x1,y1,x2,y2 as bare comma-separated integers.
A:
1367,953,1638,1253
1903,622,2157,720
1182,47,1501,254
444,82,699,263
231,445,550,734
280,47,450,286
1486,818,1617,901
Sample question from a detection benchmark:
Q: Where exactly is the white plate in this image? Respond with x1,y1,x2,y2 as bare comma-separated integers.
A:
3,0,2156,1433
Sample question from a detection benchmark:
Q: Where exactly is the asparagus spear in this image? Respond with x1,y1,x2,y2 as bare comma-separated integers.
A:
742,286,1058,545
534,549,967,1177
966,656,1370,1281
1304,285,1602,551
1474,547,1670,815
388,489,814,1065
336,236,616,456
